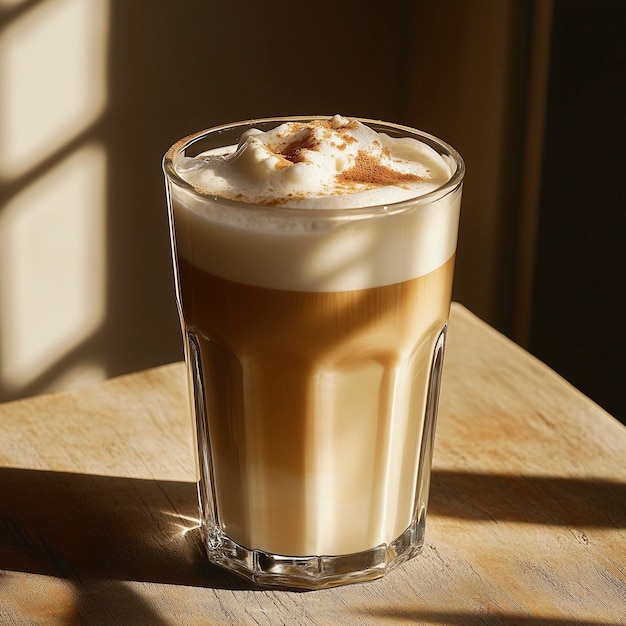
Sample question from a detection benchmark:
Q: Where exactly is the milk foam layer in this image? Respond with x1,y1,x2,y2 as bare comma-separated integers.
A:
169,116,462,292
176,115,452,208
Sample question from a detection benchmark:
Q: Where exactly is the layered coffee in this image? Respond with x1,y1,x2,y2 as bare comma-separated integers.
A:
178,255,454,556
164,116,463,581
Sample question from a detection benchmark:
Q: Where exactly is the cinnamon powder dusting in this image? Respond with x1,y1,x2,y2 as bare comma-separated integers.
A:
338,151,421,188
271,128,321,168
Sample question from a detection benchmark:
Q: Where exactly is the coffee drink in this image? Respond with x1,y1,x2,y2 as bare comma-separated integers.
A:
178,254,454,556
164,116,463,586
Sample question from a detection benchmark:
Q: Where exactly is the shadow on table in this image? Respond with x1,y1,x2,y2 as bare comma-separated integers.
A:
429,469,626,528
1,466,623,589
0,465,624,623
0,467,255,592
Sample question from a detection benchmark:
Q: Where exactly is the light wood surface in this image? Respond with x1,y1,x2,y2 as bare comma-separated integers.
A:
1,303,624,625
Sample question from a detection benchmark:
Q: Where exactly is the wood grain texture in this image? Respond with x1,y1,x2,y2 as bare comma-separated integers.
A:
0,303,624,625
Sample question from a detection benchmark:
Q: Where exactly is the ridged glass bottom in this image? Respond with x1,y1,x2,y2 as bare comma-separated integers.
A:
201,514,426,590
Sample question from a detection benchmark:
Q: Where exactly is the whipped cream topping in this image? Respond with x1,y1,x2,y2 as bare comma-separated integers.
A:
175,115,452,208
168,116,462,291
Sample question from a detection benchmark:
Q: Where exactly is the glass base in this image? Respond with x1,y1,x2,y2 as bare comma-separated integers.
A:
202,517,426,590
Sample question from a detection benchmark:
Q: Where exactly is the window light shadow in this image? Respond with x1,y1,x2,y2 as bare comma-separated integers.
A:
429,469,626,528
0,0,110,401
1,465,622,621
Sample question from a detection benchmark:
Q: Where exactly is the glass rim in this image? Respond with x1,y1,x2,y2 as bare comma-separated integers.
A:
162,115,465,220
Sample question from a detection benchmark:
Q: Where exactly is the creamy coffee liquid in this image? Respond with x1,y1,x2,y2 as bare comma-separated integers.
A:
178,255,454,555
168,116,462,556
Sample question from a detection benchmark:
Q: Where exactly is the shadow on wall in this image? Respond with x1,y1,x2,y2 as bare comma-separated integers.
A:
0,0,415,403
528,0,626,423
1,1,540,405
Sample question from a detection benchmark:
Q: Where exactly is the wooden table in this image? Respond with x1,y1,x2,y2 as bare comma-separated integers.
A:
1,304,624,625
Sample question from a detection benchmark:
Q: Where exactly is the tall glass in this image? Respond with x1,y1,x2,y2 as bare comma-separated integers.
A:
163,117,464,589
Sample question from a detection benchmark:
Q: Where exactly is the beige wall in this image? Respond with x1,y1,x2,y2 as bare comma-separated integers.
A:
0,0,545,402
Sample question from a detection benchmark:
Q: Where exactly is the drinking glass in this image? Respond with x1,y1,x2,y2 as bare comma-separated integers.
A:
163,117,464,589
